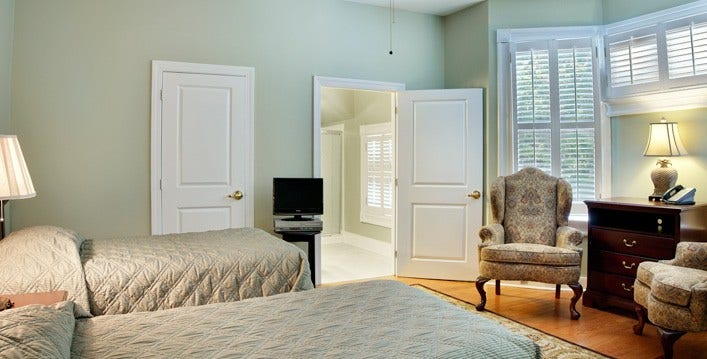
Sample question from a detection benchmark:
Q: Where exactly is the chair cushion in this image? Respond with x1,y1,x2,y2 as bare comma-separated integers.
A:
503,168,558,246
636,261,707,307
480,243,581,266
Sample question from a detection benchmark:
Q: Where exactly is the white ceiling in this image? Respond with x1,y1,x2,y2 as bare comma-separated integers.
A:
345,0,484,16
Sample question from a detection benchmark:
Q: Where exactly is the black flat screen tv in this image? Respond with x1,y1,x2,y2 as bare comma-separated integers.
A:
273,178,323,219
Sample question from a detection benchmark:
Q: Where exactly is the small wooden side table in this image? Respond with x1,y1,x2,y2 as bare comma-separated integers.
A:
0,290,68,309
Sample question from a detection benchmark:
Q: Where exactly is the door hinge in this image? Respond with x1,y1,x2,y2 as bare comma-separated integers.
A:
394,178,398,186
160,89,165,101
394,250,398,258
395,106,398,115
159,178,165,190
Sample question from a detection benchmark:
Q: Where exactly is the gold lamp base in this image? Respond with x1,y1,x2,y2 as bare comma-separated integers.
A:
649,159,677,201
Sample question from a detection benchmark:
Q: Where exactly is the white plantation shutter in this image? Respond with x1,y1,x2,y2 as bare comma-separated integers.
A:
604,11,707,100
360,123,393,227
666,15,707,79
608,33,659,87
511,38,600,201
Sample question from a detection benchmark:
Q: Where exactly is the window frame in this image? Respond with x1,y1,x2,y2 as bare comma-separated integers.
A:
359,122,394,228
497,26,610,215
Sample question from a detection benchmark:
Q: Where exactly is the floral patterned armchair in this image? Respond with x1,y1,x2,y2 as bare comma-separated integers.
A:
475,167,585,320
633,242,707,359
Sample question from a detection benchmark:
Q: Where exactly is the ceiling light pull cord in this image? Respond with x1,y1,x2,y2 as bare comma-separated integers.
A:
389,0,395,55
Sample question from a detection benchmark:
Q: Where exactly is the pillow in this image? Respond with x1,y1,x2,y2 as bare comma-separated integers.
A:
0,301,75,358
0,226,92,317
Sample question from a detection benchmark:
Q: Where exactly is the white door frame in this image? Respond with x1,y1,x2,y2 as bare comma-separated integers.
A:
312,76,404,275
151,60,255,235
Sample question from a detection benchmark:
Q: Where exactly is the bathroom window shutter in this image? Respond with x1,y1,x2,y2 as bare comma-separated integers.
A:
360,123,393,227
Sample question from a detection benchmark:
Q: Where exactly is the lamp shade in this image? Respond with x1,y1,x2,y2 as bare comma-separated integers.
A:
0,135,36,200
643,121,688,157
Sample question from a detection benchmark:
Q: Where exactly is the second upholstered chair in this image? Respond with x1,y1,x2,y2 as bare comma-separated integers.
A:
633,242,707,359
475,167,585,319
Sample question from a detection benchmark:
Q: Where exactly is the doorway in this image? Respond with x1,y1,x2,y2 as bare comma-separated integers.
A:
313,77,403,284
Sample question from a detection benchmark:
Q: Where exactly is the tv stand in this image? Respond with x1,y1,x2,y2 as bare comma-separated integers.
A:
274,230,320,287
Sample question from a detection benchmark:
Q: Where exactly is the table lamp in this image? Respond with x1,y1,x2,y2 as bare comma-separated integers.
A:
0,135,36,238
643,118,687,201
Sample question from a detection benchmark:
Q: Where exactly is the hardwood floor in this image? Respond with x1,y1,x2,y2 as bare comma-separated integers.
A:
390,277,707,359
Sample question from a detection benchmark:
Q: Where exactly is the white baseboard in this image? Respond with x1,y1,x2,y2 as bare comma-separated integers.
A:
323,231,393,256
484,276,588,292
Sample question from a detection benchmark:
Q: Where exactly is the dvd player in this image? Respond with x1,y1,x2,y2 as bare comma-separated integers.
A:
274,218,323,232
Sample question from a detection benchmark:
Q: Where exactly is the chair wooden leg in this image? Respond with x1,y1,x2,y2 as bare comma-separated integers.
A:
657,326,685,359
495,279,501,295
567,282,583,320
555,284,561,299
475,277,490,311
633,302,647,335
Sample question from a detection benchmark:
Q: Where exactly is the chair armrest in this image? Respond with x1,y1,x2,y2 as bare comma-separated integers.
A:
660,242,707,271
478,224,504,248
556,226,584,252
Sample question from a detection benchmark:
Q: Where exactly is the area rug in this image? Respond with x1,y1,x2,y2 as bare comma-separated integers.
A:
412,284,613,359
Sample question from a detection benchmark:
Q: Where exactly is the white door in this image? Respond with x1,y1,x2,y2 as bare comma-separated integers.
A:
151,62,254,234
320,129,343,235
396,89,484,280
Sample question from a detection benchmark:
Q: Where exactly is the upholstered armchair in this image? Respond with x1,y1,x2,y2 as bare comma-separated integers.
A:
633,242,707,359
475,167,585,320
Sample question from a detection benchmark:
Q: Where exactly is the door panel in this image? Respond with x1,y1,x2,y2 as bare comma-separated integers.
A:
161,72,249,234
413,101,467,184
412,204,466,260
397,89,483,281
178,207,231,233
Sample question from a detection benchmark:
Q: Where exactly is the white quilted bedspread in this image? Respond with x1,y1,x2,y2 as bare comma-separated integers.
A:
70,280,541,358
81,227,313,315
0,226,313,317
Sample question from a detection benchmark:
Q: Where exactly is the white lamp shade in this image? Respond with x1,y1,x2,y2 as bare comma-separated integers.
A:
643,122,688,157
0,135,36,200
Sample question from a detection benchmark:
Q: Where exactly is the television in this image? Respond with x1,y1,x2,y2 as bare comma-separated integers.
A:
273,178,323,220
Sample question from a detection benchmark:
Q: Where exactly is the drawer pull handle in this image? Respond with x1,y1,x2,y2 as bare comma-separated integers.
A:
623,239,637,247
622,261,636,270
621,283,634,292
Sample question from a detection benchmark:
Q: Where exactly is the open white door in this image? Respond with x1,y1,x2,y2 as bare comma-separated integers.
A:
396,89,483,280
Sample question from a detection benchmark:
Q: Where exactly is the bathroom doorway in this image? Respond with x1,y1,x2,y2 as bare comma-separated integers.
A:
314,77,403,284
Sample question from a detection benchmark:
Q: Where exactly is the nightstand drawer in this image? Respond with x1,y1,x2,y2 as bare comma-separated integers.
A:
590,228,676,259
588,271,636,300
589,208,676,236
590,250,653,277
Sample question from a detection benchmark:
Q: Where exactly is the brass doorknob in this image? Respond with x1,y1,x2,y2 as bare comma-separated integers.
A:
228,190,244,200
467,190,481,199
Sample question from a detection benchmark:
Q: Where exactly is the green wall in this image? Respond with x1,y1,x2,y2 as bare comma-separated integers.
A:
0,0,12,133
9,0,444,238
602,0,696,23
612,109,707,202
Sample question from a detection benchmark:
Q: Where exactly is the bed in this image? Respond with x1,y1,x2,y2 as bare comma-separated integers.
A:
0,226,313,317
1,280,540,358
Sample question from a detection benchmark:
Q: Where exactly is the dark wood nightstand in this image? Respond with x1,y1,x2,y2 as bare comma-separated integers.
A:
0,291,68,309
583,197,707,313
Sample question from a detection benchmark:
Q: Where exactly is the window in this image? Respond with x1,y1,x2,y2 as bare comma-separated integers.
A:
360,123,393,227
604,7,707,101
499,28,604,208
